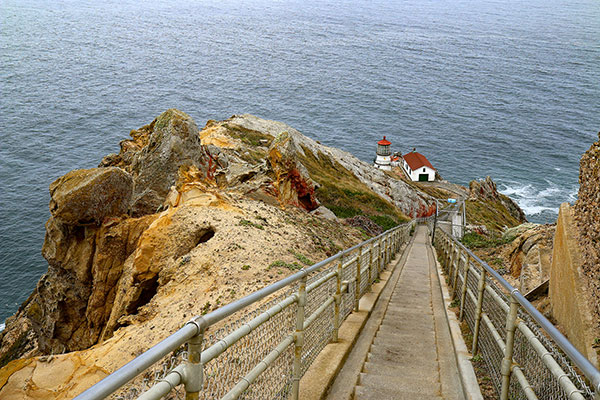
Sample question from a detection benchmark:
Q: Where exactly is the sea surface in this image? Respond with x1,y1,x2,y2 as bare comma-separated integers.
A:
0,0,598,324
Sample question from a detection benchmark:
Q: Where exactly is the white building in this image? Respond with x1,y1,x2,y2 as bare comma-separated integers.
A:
373,136,392,171
402,151,436,182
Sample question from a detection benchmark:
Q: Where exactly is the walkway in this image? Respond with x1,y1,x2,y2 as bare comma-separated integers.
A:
327,225,465,400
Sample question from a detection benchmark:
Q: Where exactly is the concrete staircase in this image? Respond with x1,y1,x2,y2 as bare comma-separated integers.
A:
331,226,465,400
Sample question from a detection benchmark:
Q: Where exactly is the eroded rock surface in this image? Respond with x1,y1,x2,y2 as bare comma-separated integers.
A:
574,132,600,329
49,167,133,225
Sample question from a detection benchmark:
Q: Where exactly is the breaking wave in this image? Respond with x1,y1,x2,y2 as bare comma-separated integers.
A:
0,323,4,332
499,180,578,223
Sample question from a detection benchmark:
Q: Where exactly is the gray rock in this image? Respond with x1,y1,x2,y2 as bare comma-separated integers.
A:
311,206,338,221
49,167,133,225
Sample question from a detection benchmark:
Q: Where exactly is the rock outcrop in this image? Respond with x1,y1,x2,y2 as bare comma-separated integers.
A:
469,176,527,223
574,132,600,329
100,109,227,216
466,176,527,232
501,223,554,292
225,114,435,218
49,167,133,225
267,131,319,211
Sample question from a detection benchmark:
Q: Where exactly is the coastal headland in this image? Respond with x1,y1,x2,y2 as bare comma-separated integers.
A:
1,110,596,398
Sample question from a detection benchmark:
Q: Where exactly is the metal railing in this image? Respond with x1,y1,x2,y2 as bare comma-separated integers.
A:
431,226,600,400
74,221,415,400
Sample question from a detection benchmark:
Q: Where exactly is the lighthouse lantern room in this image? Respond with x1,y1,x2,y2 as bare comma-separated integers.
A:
374,136,392,171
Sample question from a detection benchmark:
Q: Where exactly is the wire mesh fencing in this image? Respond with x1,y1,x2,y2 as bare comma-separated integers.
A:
76,222,414,400
433,227,599,400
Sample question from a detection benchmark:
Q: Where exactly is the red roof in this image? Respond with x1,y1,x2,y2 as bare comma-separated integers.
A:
403,152,435,170
378,136,391,146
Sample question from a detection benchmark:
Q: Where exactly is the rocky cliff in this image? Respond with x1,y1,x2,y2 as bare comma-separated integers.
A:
467,176,527,232
574,132,600,330
0,110,442,398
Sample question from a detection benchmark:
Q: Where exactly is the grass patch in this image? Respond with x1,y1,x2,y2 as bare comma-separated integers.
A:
239,219,264,230
288,250,313,266
223,123,273,147
461,232,514,249
466,198,520,234
297,145,409,230
268,260,303,270
241,265,251,271
368,215,398,231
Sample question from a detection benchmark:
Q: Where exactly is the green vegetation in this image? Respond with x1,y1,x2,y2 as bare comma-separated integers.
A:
288,250,313,266
239,219,264,230
461,232,515,249
465,198,520,233
241,264,251,271
297,145,408,232
223,123,274,147
268,260,303,270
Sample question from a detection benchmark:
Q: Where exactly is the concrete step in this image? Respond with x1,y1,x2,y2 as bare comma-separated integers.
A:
366,346,438,365
354,385,443,400
358,373,440,395
369,340,436,356
384,305,432,315
372,334,435,348
378,317,434,331
375,327,434,341
361,363,439,381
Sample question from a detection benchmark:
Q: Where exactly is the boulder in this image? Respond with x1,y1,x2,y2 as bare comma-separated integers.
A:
49,167,132,225
311,206,338,221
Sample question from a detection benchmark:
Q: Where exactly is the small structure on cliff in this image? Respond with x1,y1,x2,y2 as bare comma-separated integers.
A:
402,150,436,182
373,136,392,170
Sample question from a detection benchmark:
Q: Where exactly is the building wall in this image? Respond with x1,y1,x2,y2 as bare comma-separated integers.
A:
401,160,435,181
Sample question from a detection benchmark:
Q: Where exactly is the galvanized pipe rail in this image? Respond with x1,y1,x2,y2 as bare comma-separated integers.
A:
432,225,600,400
75,221,414,400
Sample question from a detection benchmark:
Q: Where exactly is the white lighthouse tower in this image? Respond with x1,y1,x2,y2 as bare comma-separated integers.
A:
374,136,392,171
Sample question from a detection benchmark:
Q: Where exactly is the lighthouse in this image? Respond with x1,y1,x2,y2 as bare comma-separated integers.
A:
374,136,392,171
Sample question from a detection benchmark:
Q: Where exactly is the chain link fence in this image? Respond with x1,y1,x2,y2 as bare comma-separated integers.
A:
433,227,599,400
75,222,413,400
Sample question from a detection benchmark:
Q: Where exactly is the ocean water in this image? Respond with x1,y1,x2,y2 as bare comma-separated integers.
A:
0,0,598,324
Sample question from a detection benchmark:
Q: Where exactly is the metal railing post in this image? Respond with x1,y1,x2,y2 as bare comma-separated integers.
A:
500,295,520,400
443,237,451,270
184,330,204,400
452,248,462,298
368,244,373,290
448,243,457,286
459,255,470,321
472,269,487,355
292,275,307,400
332,255,343,343
355,246,362,311
378,238,382,275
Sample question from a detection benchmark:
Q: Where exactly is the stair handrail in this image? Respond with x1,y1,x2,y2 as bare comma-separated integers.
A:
74,220,414,400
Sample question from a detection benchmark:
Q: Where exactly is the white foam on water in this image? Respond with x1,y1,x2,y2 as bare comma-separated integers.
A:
0,323,4,332
499,180,578,221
